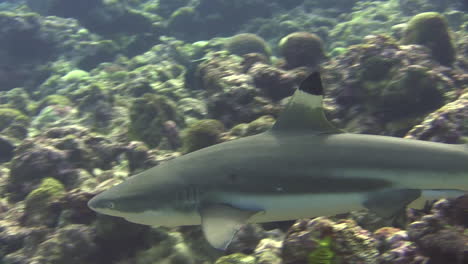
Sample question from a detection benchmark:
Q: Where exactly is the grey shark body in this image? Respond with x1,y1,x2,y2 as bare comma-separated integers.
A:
88,72,468,249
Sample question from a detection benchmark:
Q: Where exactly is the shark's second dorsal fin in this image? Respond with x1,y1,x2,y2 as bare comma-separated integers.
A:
271,72,342,134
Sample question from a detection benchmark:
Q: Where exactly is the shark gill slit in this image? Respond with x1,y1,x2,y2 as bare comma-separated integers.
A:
176,186,200,210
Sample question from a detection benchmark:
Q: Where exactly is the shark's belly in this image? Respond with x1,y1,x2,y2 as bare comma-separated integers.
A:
222,192,367,223
120,209,201,227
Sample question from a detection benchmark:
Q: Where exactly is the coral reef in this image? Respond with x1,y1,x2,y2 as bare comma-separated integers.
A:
324,34,459,136
0,0,466,263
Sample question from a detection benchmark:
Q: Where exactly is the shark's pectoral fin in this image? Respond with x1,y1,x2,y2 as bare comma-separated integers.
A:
363,188,422,219
199,204,260,250
271,71,343,134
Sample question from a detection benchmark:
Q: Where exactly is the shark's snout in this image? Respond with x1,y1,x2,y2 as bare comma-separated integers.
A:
87,194,115,213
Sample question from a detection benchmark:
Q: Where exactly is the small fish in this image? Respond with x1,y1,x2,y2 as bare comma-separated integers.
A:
88,72,468,250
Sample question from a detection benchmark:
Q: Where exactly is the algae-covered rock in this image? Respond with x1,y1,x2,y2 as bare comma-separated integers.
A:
254,238,283,264
0,108,30,139
282,217,379,264
215,253,256,264
327,0,402,49
325,34,455,136
26,0,157,35
279,32,326,69
245,115,275,136
398,0,448,16
195,0,273,38
118,227,218,264
167,7,200,41
248,63,305,100
32,224,98,264
230,123,249,137
7,145,75,202
358,55,399,81
367,65,445,121
61,69,90,82
0,88,31,114
94,216,152,263
129,94,184,148
23,177,65,227
125,141,158,174
407,198,468,263
405,92,468,143
30,105,77,134
228,224,284,255
0,108,28,130
0,136,15,163
225,33,271,57
182,119,224,153
154,0,190,17
374,227,421,264
402,12,456,66
197,52,272,126
35,95,72,114
70,83,114,131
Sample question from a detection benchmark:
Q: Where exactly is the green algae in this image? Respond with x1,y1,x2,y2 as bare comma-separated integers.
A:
25,177,65,209
308,236,335,264
24,177,66,226
61,70,90,82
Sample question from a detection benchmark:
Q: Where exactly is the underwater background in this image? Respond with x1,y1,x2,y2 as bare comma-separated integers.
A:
0,0,467,263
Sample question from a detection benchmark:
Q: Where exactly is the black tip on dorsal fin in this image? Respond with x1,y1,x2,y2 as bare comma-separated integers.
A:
299,72,323,96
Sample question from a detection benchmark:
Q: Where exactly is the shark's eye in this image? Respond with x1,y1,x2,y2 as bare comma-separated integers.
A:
107,202,115,209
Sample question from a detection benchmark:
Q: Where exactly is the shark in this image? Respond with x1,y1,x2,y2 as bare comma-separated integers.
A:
88,72,468,250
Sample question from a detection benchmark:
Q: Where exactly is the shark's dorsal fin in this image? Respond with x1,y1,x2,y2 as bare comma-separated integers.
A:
199,204,259,250
271,72,342,134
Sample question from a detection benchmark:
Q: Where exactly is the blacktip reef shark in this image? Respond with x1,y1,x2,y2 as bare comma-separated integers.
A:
88,72,468,250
